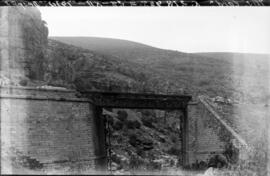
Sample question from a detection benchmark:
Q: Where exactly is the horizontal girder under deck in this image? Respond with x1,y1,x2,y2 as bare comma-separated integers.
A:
80,91,192,110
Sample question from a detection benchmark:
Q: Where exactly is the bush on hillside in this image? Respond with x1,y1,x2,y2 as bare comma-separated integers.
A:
147,159,162,171
170,133,178,143
128,134,138,147
141,116,155,129
167,146,181,156
117,110,128,122
126,119,141,129
19,79,28,86
112,120,124,131
208,154,228,168
140,110,155,117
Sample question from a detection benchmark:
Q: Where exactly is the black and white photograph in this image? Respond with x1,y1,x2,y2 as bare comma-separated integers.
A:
0,1,269,175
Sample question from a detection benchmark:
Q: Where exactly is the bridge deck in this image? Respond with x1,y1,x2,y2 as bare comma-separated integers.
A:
80,91,192,110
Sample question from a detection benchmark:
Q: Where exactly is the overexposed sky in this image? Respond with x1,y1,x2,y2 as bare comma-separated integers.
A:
38,7,270,54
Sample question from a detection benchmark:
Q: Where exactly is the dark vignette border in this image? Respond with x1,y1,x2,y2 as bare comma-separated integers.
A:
0,0,269,6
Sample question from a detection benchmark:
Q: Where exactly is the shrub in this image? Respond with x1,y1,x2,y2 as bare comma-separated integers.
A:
147,159,162,171
17,155,43,170
157,135,166,143
19,79,28,86
141,110,155,117
133,120,141,129
167,146,181,156
129,134,138,146
136,148,145,157
111,153,121,164
113,120,123,131
117,110,128,122
141,117,154,128
208,154,228,168
129,154,142,170
126,119,141,129
170,134,178,143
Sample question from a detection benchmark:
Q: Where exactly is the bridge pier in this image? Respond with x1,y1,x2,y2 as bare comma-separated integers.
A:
91,105,107,171
180,107,189,167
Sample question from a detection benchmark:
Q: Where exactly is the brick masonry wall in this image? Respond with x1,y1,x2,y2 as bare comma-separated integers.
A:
187,97,248,166
188,102,226,165
1,87,99,174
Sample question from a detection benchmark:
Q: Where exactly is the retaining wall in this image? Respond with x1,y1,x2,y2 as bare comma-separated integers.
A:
0,86,103,174
187,96,248,165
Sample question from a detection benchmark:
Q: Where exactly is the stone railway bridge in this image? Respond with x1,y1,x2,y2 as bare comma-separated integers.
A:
0,6,249,174
0,86,248,174
0,86,193,174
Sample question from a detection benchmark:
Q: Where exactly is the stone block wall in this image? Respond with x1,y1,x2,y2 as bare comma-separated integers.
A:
187,97,247,166
187,102,226,165
0,7,48,83
1,87,102,174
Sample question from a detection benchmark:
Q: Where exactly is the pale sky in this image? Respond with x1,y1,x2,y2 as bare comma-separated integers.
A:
38,7,270,54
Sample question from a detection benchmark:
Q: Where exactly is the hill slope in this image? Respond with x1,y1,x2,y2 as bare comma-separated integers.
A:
44,39,168,93
50,36,186,64
50,37,270,103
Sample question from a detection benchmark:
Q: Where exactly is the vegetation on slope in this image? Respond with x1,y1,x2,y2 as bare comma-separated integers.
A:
50,37,270,104
44,39,187,95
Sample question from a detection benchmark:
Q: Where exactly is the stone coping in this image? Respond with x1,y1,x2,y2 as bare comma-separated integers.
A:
0,94,91,103
0,86,91,102
0,85,76,92
0,86,197,105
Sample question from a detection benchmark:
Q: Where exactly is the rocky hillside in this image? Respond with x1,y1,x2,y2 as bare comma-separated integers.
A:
103,109,184,173
36,39,186,96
